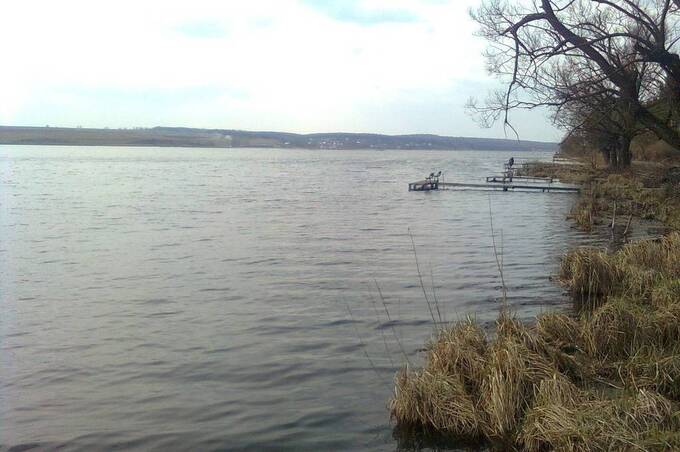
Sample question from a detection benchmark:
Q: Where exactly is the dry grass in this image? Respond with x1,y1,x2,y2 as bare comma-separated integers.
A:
535,312,580,348
518,386,677,451
567,188,603,231
559,233,680,306
391,233,680,450
481,314,558,444
651,278,680,308
618,347,680,400
480,339,530,442
633,138,680,163
520,161,596,184
582,298,647,360
425,317,487,393
390,317,489,440
559,247,621,307
522,158,680,231
391,368,482,438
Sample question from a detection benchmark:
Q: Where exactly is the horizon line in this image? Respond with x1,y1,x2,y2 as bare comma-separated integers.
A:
0,124,560,144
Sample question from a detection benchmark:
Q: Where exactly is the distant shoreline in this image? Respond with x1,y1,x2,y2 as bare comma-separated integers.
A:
0,125,558,152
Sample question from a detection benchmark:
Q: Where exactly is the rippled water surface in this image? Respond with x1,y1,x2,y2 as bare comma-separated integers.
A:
0,146,591,451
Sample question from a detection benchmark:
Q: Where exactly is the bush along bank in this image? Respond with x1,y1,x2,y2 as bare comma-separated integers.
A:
390,233,680,451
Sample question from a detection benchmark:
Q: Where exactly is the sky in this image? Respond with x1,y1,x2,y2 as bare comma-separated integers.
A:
1,0,562,142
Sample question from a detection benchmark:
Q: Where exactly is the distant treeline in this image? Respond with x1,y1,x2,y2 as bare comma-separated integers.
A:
0,126,557,151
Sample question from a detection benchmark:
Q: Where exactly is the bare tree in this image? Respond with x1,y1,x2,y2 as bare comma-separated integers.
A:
469,0,680,167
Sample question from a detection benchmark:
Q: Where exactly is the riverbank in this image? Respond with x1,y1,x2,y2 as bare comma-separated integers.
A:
522,160,680,232
389,160,680,450
0,125,558,151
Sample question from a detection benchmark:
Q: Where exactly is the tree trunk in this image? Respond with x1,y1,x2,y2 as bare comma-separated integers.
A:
617,136,632,168
609,144,619,169
601,146,611,165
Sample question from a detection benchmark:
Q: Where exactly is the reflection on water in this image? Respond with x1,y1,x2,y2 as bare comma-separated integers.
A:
1,146,592,450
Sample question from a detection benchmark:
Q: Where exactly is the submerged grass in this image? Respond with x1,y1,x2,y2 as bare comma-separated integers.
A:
390,233,680,450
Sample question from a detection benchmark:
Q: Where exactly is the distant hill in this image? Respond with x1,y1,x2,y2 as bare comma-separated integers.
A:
0,125,558,151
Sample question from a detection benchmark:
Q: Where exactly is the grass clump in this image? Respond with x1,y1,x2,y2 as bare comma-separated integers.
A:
392,368,482,438
651,278,680,308
559,247,622,308
391,317,488,441
390,310,569,449
559,233,680,305
425,317,487,392
391,233,680,450
581,297,648,360
567,193,599,231
535,312,580,348
618,347,680,400
518,386,678,451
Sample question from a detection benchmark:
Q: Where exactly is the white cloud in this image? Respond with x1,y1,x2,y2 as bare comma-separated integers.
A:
0,0,560,140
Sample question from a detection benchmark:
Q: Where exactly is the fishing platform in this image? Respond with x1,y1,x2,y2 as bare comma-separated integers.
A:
408,160,580,193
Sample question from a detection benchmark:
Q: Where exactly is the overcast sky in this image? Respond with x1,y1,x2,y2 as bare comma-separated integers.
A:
1,0,562,141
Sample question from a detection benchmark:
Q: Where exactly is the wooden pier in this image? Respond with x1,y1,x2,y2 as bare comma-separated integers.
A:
485,175,554,184
436,182,579,192
408,162,580,193
409,179,578,193
408,179,439,191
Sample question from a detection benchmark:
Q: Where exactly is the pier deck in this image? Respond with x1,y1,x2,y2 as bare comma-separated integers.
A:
409,181,579,193
408,161,580,193
485,175,554,183
438,182,578,192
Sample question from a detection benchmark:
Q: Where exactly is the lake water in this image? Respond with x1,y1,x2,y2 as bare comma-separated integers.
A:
0,146,592,451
